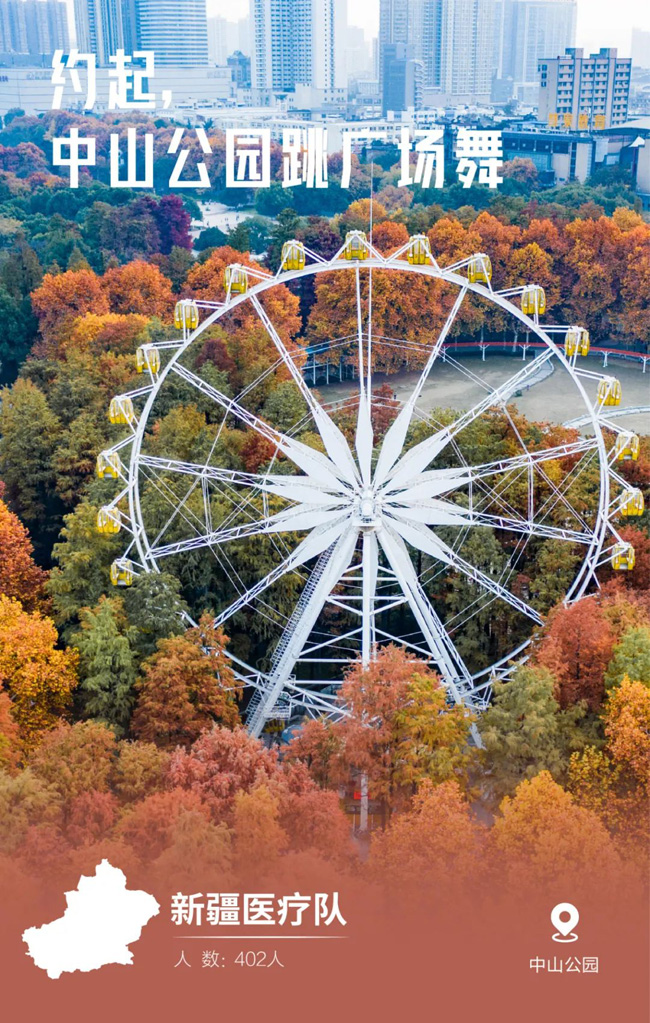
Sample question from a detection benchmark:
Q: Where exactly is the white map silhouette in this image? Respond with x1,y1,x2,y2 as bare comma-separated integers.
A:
22,859,160,979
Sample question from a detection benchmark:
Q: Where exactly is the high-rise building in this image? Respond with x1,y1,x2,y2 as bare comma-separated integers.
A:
136,0,208,66
252,0,346,98
207,16,239,66
379,0,491,101
494,0,577,101
73,0,123,65
73,0,208,67
382,42,423,114
538,47,632,129
438,0,493,100
0,0,69,57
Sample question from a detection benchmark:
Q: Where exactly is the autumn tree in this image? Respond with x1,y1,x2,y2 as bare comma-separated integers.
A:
102,260,175,317
64,312,150,356
132,615,240,749
603,678,650,790
233,785,288,879
0,496,47,610
534,597,615,709
0,595,77,746
368,780,486,902
29,720,116,800
287,646,476,813
169,726,278,823
118,788,210,861
31,267,109,355
491,770,624,898
0,691,21,772
113,740,170,803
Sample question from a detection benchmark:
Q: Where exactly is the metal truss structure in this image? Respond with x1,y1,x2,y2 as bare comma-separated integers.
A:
97,234,643,737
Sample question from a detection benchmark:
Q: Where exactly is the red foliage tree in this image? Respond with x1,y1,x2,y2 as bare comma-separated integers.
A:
534,597,616,709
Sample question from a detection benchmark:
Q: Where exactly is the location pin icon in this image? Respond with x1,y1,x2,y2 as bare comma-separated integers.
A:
551,903,579,942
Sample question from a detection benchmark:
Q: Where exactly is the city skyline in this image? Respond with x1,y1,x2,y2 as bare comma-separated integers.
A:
20,0,650,64
204,0,650,58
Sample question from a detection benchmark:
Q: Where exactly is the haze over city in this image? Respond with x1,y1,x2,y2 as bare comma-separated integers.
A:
202,0,649,55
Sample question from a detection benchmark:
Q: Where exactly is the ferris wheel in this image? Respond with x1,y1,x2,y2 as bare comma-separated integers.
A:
96,231,643,738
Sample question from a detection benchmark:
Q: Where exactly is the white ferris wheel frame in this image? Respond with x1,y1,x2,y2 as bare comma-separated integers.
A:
100,236,637,738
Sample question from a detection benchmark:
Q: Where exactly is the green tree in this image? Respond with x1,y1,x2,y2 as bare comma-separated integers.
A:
0,378,62,537
121,571,188,661
479,664,587,801
48,501,120,639
604,626,650,690
74,596,138,735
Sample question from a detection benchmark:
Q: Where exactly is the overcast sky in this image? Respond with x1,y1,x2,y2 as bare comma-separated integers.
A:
203,0,650,57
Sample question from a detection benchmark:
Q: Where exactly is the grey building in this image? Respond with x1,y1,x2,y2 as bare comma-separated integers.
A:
380,0,492,103
1,0,69,58
538,47,632,130
493,0,577,102
73,0,208,67
136,0,209,66
382,42,423,114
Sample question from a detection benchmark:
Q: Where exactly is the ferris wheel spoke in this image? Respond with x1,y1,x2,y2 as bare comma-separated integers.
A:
249,293,360,486
390,499,593,544
377,525,475,706
139,455,271,489
170,363,352,493
150,506,349,559
212,515,350,630
459,436,599,485
383,349,555,491
374,285,468,487
387,513,543,625
247,526,359,737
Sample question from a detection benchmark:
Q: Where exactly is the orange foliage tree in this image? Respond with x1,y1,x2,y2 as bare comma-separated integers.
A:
102,260,175,317
64,312,151,356
132,615,241,749
491,770,624,899
0,596,78,747
0,497,47,611
603,678,650,791
368,780,486,902
534,597,616,710
31,268,109,355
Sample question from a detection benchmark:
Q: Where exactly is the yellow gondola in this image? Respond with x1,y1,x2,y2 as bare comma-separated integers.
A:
108,396,135,425
96,451,120,479
96,507,121,534
135,346,161,374
564,327,590,357
224,265,248,294
611,543,635,571
407,234,431,265
620,488,644,517
110,560,134,587
173,300,199,331
614,433,640,462
597,378,622,406
342,231,369,260
467,254,492,284
281,240,306,271
521,285,546,316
